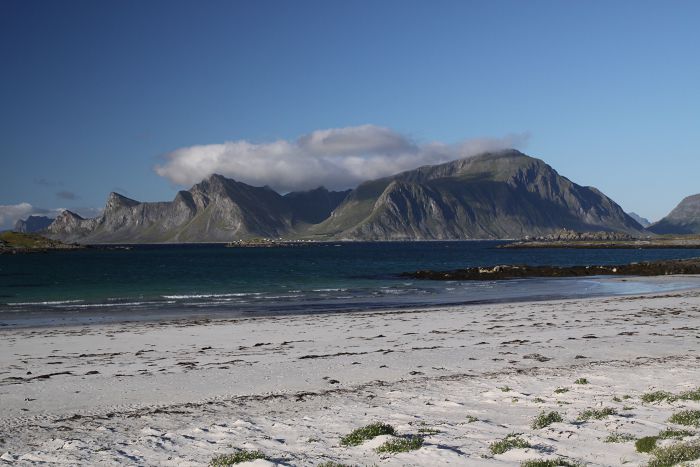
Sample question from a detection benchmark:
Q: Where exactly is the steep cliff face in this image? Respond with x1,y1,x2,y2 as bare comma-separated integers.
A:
648,194,700,235
46,175,349,243
309,150,642,240
13,215,54,233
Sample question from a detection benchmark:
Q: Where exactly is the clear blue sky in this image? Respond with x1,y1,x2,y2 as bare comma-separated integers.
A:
1,0,698,227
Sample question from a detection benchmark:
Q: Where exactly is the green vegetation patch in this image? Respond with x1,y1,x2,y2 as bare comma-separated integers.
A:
317,462,352,467
642,387,700,403
635,436,658,453
374,436,423,454
417,427,441,435
209,449,267,466
531,411,563,429
658,428,694,439
340,423,396,446
520,458,580,467
642,390,674,403
577,407,617,421
0,231,74,250
574,378,588,385
490,433,531,455
466,415,479,423
604,432,636,443
554,388,569,394
648,440,700,467
668,410,700,427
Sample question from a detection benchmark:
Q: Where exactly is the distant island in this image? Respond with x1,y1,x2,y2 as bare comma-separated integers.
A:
41,150,647,244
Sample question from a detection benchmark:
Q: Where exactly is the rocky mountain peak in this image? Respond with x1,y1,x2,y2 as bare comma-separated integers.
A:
105,192,139,211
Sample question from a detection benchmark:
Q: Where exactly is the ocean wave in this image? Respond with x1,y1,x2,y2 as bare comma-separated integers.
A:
8,300,84,306
161,292,262,299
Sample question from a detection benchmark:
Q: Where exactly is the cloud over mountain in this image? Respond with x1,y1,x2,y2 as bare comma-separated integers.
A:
0,203,35,230
155,125,529,192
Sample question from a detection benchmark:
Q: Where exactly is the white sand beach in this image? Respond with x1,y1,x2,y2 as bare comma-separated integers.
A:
2,281,700,466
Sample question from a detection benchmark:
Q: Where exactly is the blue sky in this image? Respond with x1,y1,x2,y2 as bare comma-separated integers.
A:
1,0,698,227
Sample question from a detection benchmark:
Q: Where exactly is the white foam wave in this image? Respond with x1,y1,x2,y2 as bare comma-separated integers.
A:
8,300,84,306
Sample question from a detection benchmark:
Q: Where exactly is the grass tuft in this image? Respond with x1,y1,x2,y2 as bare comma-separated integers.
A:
317,463,352,467
209,449,267,466
520,458,580,467
577,407,617,421
648,440,700,467
574,378,588,385
531,411,563,429
658,428,694,439
668,410,700,427
605,432,636,443
642,390,674,403
466,415,479,423
374,436,423,454
490,433,531,454
417,427,441,435
554,388,569,394
340,423,396,446
642,387,700,404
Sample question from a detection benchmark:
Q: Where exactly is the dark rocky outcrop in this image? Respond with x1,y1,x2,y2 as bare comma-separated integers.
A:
402,257,700,281
648,194,700,235
13,215,54,233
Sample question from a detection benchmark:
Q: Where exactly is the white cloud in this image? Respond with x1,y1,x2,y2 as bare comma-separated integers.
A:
0,203,35,230
155,125,530,192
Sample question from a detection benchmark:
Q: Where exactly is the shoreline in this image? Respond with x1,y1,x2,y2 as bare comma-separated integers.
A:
3,274,700,330
2,288,700,465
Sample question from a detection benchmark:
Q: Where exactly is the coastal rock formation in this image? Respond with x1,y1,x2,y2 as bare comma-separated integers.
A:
403,257,700,281
47,176,350,243
0,231,83,254
308,150,643,240
524,229,635,241
13,215,54,233
648,193,700,235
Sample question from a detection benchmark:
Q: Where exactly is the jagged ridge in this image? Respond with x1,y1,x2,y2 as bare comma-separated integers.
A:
47,176,350,243
47,150,644,243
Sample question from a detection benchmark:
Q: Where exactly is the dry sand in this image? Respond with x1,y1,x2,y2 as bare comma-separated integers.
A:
1,281,700,466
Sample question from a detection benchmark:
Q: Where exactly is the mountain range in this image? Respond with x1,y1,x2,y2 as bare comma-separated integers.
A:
44,150,651,243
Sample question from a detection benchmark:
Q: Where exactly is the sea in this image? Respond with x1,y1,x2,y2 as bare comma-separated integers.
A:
2,241,700,327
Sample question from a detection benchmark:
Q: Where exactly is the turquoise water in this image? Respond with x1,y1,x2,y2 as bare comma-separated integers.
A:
1,241,700,326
